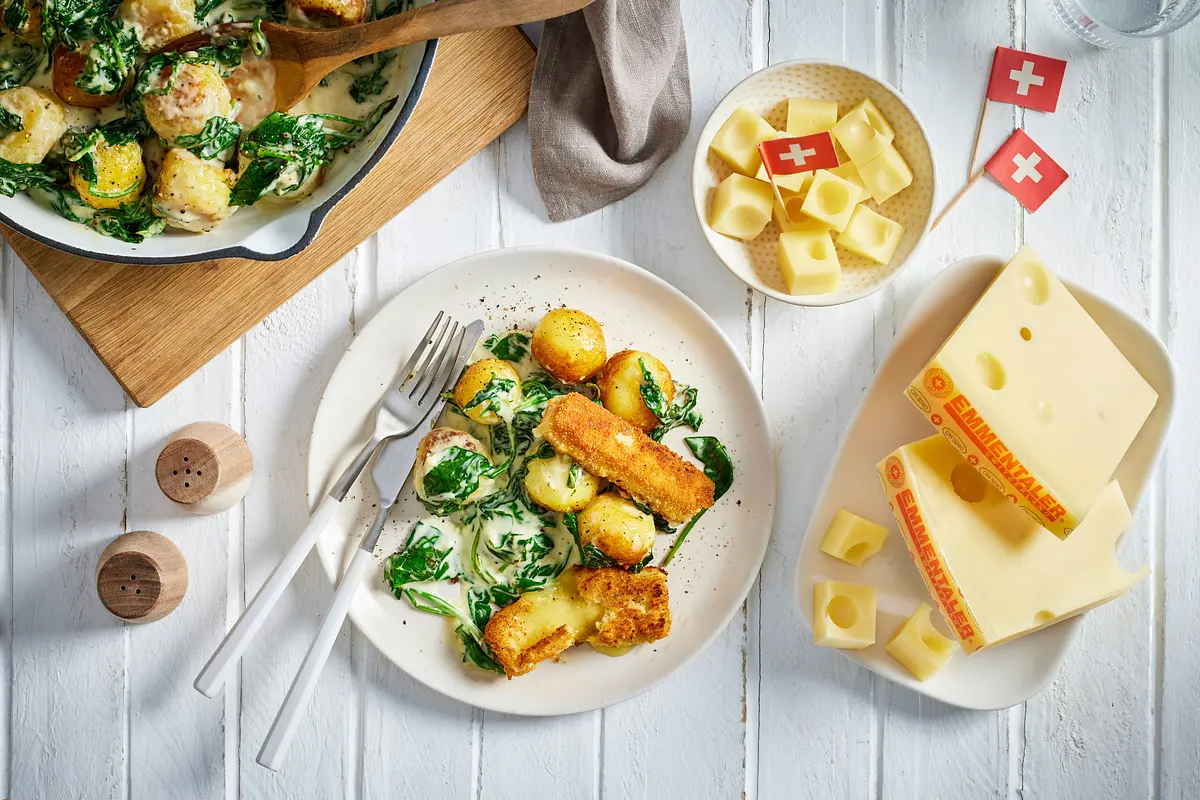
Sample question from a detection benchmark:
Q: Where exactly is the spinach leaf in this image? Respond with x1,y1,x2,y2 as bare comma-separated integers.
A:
175,116,242,160
0,33,41,90
229,96,397,205
383,521,455,588
455,625,505,674
420,446,504,516
633,499,676,535
395,585,505,675
564,512,620,569
462,375,517,417
638,358,702,442
349,52,394,104
684,436,733,500
134,39,246,100
194,0,225,22
566,461,581,490
0,107,22,138
661,436,734,567
77,23,139,96
88,195,165,242
468,586,493,630
3,0,30,32
483,331,530,363
0,159,64,196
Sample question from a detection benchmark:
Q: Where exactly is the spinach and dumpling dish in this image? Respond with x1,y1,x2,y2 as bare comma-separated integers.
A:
384,309,737,679
0,0,412,242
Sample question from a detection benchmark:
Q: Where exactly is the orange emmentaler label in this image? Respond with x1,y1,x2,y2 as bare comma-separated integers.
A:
876,466,984,654
906,371,1076,539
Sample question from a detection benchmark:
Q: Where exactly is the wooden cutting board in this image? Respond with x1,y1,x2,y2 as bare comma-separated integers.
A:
2,27,535,408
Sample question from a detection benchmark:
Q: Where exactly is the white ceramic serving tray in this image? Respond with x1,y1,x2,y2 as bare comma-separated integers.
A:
308,247,776,715
794,254,1175,710
691,60,937,307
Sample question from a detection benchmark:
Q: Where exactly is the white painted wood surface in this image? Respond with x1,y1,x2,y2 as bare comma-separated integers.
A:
2,2,1198,797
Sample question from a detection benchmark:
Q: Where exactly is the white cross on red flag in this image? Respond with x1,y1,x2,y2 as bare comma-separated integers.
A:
758,132,839,177
986,47,1067,113
984,128,1068,212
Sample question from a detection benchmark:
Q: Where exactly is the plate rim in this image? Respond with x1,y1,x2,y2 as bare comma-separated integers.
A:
307,245,778,715
793,253,1176,711
690,57,938,308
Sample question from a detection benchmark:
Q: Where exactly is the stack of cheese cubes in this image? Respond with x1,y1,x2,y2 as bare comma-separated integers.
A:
707,97,914,296
809,246,1160,684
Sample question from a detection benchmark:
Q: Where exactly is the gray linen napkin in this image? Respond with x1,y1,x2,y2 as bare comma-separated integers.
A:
529,0,691,222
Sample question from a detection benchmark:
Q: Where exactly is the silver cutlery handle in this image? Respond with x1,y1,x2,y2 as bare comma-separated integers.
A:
257,545,375,771
193,494,342,698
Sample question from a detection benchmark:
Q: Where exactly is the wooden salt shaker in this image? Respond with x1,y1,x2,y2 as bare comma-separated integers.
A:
96,531,188,623
156,422,253,514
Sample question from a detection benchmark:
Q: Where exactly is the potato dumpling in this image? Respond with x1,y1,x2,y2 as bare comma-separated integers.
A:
523,453,602,513
578,493,656,566
143,62,232,142
0,87,66,164
70,137,147,210
286,0,367,28
414,427,493,505
531,308,606,383
53,47,126,109
454,358,522,425
597,350,673,431
120,0,198,52
152,148,235,232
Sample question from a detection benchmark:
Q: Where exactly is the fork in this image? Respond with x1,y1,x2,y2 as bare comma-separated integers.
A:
194,312,481,698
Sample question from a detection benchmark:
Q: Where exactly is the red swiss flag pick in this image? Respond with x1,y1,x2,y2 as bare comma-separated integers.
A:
986,47,1067,113
985,128,1068,212
758,132,839,177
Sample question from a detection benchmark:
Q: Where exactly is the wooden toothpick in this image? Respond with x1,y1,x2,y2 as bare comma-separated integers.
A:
931,167,986,230
966,97,990,180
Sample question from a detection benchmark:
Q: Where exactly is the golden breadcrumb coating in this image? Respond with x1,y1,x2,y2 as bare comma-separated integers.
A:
536,392,715,524
483,566,671,678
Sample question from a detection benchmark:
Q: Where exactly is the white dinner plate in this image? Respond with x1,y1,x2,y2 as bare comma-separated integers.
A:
308,247,775,715
794,255,1175,710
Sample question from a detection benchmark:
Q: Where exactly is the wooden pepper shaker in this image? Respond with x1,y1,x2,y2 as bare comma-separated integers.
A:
156,422,253,514
96,531,188,623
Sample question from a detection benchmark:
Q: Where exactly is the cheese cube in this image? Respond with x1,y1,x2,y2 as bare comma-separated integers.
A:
906,246,1158,537
800,170,862,232
831,106,894,165
813,580,876,649
826,161,867,196
776,187,810,224
709,173,774,240
773,202,829,233
709,106,776,175
858,144,913,204
847,98,894,140
754,163,812,194
885,604,954,681
837,205,904,264
778,229,841,295
819,509,888,566
876,435,1148,653
786,98,838,136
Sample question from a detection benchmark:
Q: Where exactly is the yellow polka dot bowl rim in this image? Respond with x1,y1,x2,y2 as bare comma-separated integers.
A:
691,59,937,307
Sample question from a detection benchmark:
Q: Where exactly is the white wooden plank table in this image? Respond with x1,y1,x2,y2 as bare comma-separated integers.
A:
2,2,1198,797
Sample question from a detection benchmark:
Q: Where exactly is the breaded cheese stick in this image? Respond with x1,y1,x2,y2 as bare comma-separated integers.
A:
536,392,715,523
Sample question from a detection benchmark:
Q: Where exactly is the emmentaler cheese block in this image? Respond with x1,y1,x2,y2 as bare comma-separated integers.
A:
905,245,1157,538
877,435,1147,654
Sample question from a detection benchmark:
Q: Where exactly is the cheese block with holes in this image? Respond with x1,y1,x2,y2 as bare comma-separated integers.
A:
812,580,876,649
905,246,1158,537
778,228,841,295
876,434,1147,654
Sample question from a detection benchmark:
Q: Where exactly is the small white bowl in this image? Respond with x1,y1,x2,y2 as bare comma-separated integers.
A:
691,60,937,307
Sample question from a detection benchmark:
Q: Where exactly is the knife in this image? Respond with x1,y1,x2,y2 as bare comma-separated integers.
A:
256,321,483,771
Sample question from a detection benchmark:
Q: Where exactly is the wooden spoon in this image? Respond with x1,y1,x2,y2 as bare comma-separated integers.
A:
163,0,594,111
